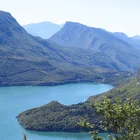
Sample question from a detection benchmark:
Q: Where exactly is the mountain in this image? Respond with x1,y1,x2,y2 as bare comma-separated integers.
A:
0,11,130,86
132,35,140,41
17,69,140,132
50,22,140,72
113,32,140,49
23,22,63,39
130,35,140,47
136,68,140,85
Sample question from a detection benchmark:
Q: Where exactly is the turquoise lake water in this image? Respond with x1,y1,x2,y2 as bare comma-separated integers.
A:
0,83,113,140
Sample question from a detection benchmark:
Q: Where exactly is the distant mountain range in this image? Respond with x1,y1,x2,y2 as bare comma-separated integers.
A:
113,32,140,49
23,22,63,39
50,21,140,72
133,35,140,41
0,11,130,86
24,21,140,49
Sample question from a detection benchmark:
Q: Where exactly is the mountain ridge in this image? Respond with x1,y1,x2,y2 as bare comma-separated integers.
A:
0,10,131,86
50,21,140,72
113,32,140,49
23,21,63,39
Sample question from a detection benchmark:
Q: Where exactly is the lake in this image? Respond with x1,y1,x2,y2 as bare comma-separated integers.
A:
0,83,113,140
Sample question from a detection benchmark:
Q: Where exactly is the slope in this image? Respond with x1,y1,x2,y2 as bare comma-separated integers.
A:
113,32,140,49
0,11,129,86
89,69,140,101
50,22,140,71
17,70,140,132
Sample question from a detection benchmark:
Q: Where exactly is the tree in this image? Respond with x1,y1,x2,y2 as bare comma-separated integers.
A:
79,97,140,140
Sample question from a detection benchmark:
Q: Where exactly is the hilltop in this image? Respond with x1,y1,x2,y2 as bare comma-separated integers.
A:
23,22,63,39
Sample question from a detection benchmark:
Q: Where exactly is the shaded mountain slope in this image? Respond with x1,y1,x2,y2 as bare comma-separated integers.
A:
18,70,140,132
132,35,140,41
0,11,130,86
113,32,140,49
50,22,140,71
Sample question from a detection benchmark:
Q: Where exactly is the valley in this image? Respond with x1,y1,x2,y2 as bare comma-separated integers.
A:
0,11,135,86
0,7,140,140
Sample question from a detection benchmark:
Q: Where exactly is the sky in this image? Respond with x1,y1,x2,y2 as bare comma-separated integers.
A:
0,0,140,37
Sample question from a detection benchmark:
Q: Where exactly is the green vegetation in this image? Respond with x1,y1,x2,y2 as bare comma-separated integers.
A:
80,97,140,140
18,71,140,132
18,101,94,132
89,70,140,102
89,78,140,102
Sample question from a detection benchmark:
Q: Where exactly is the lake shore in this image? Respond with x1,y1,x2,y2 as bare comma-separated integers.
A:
0,83,113,140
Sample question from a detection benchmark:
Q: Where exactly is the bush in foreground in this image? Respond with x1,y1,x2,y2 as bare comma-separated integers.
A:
79,97,140,140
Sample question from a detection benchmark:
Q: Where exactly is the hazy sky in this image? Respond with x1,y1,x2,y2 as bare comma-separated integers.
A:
0,0,140,36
